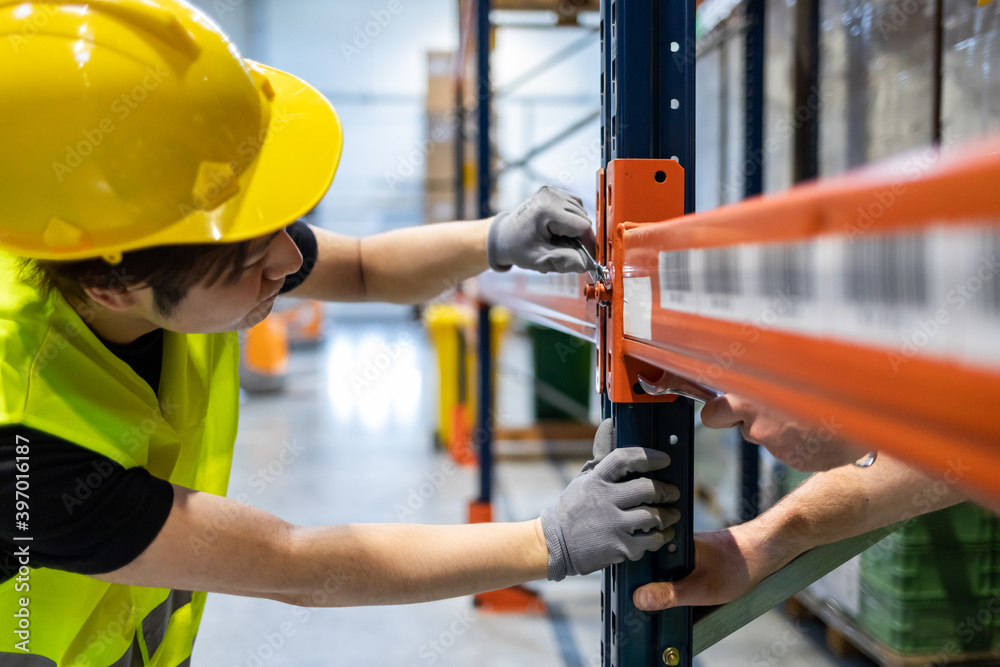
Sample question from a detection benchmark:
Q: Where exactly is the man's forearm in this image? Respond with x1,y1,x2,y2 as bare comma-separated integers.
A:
632,454,973,611
736,454,968,580
97,486,548,606
359,219,492,304
277,520,548,607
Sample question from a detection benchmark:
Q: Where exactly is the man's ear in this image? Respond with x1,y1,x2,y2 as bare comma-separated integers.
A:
82,286,140,312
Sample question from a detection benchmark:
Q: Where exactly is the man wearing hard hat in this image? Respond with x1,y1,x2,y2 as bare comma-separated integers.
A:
0,2,683,665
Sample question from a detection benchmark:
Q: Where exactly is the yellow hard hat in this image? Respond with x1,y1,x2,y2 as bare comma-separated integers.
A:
0,0,343,261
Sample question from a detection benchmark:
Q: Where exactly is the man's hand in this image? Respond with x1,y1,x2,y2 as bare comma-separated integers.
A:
541,430,681,581
634,529,757,610
632,454,970,611
701,394,867,472
487,186,597,274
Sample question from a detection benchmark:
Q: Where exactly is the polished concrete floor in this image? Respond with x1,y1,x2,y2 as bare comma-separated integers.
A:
192,316,875,667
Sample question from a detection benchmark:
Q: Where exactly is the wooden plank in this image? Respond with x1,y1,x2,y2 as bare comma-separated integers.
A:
692,522,904,655
495,421,598,441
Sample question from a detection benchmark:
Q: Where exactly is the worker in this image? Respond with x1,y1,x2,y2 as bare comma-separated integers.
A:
632,393,984,612
0,2,680,665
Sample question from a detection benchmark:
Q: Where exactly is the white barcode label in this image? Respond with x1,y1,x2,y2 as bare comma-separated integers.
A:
623,277,653,339
697,246,744,321
656,223,1000,370
747,242,823,334
955,227,1000,365
832,232,935,347
658,250,697,313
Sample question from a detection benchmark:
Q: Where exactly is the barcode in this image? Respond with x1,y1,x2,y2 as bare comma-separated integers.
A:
760,244,813,301
845,235,928,308
653,223,999,369
704,247,740,296
660,251,692,292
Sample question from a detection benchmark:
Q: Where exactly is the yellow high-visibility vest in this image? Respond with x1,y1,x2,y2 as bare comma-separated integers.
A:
0,253,240,666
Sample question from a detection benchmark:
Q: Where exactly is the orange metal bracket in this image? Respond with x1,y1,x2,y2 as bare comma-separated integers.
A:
602,159,687,404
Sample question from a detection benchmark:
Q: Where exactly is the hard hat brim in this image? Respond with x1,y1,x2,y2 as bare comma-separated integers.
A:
135,62,344,252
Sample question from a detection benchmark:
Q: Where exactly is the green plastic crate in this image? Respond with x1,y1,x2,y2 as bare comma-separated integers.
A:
526,324,593,421
885,503,995,547
994,602,1000,652
859,583,993,654
861,542,994,600
992,541,1000,651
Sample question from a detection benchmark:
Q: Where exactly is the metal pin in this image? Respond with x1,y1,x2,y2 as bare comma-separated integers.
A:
662,647,681,665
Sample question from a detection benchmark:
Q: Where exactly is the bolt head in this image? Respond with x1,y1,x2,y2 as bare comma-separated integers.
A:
662,647,681,665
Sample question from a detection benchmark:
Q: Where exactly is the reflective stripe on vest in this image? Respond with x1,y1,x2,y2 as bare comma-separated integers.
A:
141,590,194,659
0,640,193,667
0,252,240,666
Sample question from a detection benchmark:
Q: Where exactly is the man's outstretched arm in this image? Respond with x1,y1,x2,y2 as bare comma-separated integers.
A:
291,186,596,304
95,484,549,606
94,441,680,606
632,453,968,611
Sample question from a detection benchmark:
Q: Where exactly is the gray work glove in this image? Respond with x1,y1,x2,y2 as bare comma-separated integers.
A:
487,186,597,274
580,417,615,474
541,423,681,582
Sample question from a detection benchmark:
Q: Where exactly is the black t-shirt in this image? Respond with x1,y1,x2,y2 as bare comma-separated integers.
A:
0,221,319,583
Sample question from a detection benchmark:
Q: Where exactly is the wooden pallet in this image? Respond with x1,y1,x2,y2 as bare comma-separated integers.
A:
791,590,1000,667
494,420,596,461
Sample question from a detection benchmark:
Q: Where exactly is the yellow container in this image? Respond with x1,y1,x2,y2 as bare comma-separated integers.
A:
423,304,510,450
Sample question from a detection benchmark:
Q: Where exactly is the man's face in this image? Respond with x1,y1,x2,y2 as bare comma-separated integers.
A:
140,228,304,334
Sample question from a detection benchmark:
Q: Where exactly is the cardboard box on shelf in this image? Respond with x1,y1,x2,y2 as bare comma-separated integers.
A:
426,112,457,181
427,51,454,113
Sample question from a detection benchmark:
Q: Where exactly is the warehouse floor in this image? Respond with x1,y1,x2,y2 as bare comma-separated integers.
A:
192,316,876,667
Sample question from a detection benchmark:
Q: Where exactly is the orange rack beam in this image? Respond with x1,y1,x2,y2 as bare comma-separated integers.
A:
477,139,1000,506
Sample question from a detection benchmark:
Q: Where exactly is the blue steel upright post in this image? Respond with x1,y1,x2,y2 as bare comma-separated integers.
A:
476,0,493,508
739,0,765,523
600,1,697,666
